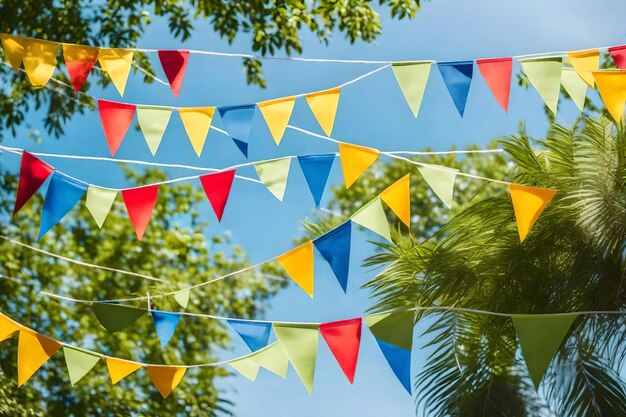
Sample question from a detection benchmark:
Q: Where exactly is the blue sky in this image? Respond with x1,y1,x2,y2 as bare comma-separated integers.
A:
3,0,626,416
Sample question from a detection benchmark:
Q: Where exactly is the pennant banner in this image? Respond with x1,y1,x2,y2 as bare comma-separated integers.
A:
476,57,512,112
0,315,20,342
520,57,562,114
85,185,117,228
593,71,626,122
62,44,99,92
229,356,260,381
418,164,457,209
438,61,473,116
254,157,291,201
98,99,136,156
350,197,392,242
339,143,379,188
277,241,314,297
39,172,87,239
319,318,362,383
179,107,215,156
63,346,101,385
391,62,432,117
152,310,181,348
199,170,236,221
92,303,146,332
158,50,189,98
1,34,25,71
228,319,272,352
218,105,256,158
121,185,159,241
17,329,62,387
22,39,58,87
147,365,186,398
13,151,54,215
251,341,289,378
305,87,340,136
273,323,319,394
137,106,173,155
297,154,335,207
508,184,557,242
561,67,587,112
258,97,296,145
567,49,599,87
174,288,191,309
106,357,143,384
380,174,411,227
609,45,626,69
98,48,134,96
313,221,352,292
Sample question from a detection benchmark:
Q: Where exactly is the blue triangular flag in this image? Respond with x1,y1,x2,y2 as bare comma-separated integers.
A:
38,172,87,239
151,310,182,348
218,104,255,158
297,154,335,207
375,338,412,394
437,61,473,116
227,319,272,352
313,221,352,292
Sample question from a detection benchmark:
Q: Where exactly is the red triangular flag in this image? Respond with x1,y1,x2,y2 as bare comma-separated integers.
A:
63,45,99,92
477,57,512,112
98,99,136,156
319,318,362,383
158,50,189,98
13,152,54,215
199,170,235,222
121,185,159,240
609,45,626,69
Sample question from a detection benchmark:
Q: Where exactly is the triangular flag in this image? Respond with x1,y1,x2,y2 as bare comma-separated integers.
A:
62,44,98,92
98,48,134,96
13,151,54,215
508,184,557,242
512,314,578,389
121,184,159,241
38,172,87,239
593,71,626,122
92,303,146,332
297,154,335,207
374,338,412,394
63,346,101,385
98,99,136,156
252,342,289,378
136,106,172,156
173,288,190,309
151,310,181,348
277,241,314,297
17,329,62,387
339,143,379,188
179,107,215,156
380,174,411,226
158,50,189,97
258,96,296,145
85,185,117,228
476,57,512,112
106,357,143,384
273,323,319,394
519,57,562,114
229,357,260,381
227,319,272,352
609,45,626,69
147,366,186,399
313,222,352,292
22,38,58,87
254,157,291,201
391,62,432,117
418,164,457,209
350,198,392,242
199,170,236,221
319,318,362,383
218,105,256,158
567,49,599,87
0,314,20,342
0,34,25,71
305,87,341,136
438,61,474,116
561,67,587,112
364,311,415,351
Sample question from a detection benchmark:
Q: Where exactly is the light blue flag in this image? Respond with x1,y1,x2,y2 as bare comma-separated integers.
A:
151,310,182,348
38,172,87,239
228,319,272,352
297,154,335,207
313,221,352,292
218,104,256,157
375,338,412,394
437,61,474,116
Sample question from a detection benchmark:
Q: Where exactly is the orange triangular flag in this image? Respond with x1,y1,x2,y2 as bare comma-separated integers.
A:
17,329,62,387
0,34,25,71
380,174,411,226
0,314,20,342
106,357,143,384
593,71,626,123
305,87,341,136
277,241,314,297
509,184,557,242
147,365,186,398
258,96,296,145
567,49,599,88
339,143,379,188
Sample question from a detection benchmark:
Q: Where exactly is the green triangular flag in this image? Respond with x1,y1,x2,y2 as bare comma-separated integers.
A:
561,66,587,112
273,323,319,393
254,157,292,201
391,62,432,117
418,164,458,209
63,346,101,385
350,197,392,242
85,185,117,228
511,313,578,389
173,288,190,309
136,106,173,156
229,356,260,381
520,57,562,114
92,303,146,332
252,341,289,378
364,311,415,350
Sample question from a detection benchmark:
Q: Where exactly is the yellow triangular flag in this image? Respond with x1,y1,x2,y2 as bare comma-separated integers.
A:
305,87,340,136
593,71,626,122
17,329,62,387
567,49,599,88
229,357,260,381
380,174,411,227
106,357,143,384
22,38,59,87
509,184,557,242
277,241,314,297
178,107,215,156
98,48,134,96
339,143,379,188
147,366,186,399
0,314,20,342
0,34,25,71
258,96,296,145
